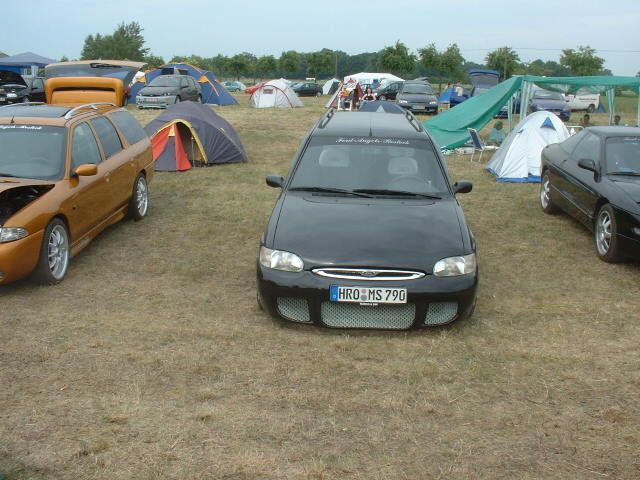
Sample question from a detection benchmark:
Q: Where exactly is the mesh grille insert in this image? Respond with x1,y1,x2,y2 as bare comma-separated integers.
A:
321,302,415,329
425,302,458,325
277,297,311,323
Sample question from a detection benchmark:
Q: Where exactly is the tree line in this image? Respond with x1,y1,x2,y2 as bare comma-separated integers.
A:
74,22,612,84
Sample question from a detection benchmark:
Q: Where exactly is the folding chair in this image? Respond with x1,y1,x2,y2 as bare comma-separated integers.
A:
468,128,498,163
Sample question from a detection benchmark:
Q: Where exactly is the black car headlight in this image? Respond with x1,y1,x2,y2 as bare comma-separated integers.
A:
433,253,476,277
259,246,304,272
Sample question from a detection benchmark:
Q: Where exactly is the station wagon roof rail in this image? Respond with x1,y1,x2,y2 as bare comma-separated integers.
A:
64,102,117,119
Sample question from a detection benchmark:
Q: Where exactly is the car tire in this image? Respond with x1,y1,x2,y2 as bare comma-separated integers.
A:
595,204,622,262
587,104,595,113
32,218,70,285
22,96,30,103
540,171,558,214
316,91,322,97
197,94,202,103
175,96,181,104
379,95,386,101
127,174,149,221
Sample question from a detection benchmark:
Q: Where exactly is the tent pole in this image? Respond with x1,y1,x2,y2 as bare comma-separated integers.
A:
507,96,513,132
606,87,615,125
637,86,640,127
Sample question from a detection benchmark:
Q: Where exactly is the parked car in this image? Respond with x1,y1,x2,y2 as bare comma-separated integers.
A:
540,126,640,262
257,110,478,329
0,70,31,105
0,103,154,285
224,81,245,92
293,82,322,97
24,76,47,103
136,75,202,109
45,60,145,107
396,80,439,114
565,88,600,112
375,81,403,101
530,88,572,120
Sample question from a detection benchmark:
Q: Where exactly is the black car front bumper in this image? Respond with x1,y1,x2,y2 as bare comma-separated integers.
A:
257,265,478,329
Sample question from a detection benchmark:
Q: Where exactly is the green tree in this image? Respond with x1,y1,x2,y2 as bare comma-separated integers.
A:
256,55,277,80
59,55,70,62
227,53,250,80
80,22,150,61
560,46,605,76
417,43,441,81
306,50,333,78
440,44,465,82
485,47,520,79
279,50,300,78
143,54,165,68
378,41,416,77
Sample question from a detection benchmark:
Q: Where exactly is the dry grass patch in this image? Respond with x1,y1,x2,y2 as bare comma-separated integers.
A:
1,95,639,479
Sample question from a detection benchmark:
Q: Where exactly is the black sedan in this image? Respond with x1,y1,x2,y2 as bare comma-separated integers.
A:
540,126,640,262
0,70,31,105
292,82,322,97
396,80,439,114
257,111,478,329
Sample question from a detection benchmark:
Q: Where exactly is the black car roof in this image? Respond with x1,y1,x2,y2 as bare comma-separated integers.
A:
0,105,70,118
314,111,429,140
586,126,640,137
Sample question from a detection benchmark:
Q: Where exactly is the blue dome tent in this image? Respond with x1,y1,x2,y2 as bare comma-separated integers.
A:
130,63,238,106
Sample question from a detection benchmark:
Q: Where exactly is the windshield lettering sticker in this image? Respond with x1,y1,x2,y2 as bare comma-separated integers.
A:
0,125,43,130
335,137,410,145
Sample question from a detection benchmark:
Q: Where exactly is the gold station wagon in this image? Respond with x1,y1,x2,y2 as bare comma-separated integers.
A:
0,102,154,285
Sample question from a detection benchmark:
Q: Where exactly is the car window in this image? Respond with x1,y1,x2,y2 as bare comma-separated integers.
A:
72,123,102,170
109,110,148,145
0,125,66,180
605,136,640,174
34,79,44,89
180,77,188,87
289,136,449,194
560,130,585,153
572,132,600,163
149,76,179,87
90,117,123,159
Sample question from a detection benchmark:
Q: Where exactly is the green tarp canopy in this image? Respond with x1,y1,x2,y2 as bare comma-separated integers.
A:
424,75,640,151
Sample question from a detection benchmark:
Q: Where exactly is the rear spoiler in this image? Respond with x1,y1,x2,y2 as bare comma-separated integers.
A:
46,77,127,106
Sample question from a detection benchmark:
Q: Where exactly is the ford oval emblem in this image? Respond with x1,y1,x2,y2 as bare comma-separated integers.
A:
360,270,378,277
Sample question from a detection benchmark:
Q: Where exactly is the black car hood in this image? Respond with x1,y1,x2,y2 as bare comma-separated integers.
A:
139,85,179,96
272,192,466,271
610,177,640,204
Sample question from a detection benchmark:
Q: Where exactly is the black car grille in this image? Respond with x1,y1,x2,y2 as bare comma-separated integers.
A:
321,302,415,329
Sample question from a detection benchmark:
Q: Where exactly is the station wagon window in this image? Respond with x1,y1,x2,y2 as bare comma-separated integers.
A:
109,110,148,145
91,117,123,159
573,132,600,163
71,123,102,171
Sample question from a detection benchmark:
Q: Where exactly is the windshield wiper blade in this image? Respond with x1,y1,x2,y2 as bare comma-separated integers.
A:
609,171,640,176
354,188,441,199
289,186,373,198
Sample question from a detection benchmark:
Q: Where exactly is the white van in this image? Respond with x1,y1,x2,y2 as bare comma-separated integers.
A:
565,88,600,112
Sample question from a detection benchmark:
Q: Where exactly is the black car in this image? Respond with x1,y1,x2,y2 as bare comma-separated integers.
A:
136,75,202,109
293,82,322,97
375,81,403,101
257,110,478,329
0,70,32,105
540,127,640,262
23,76,46,103
396,80,439,114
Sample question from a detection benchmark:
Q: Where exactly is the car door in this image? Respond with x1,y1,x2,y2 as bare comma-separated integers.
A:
90,116,131,214
30,78,46,102
65,122,111,241
188,77,199,100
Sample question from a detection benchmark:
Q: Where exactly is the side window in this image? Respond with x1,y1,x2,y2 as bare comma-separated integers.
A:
72,123,102,170
180,77,188,88
34,79,44,89
91,117,123,158
560,130,585,154
190,77,197,87
109,110,148,145
573,132,600,163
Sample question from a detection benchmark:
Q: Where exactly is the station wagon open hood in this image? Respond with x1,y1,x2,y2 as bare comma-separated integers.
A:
272,192,466,272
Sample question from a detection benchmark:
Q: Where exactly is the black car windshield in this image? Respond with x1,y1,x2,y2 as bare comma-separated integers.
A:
533,90,565,101
0,125,67,180
402,83,434,95
149,76,180,87
605,136,640,175
289,136,449,195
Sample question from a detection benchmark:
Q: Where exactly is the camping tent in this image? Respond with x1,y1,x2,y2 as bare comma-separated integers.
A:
323,78,340,95
487,111,569,182
145,101,247,171
249,79,303,108
130,63,238,106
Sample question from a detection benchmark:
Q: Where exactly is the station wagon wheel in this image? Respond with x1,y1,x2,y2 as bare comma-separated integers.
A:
32,218,70,285
128,174,149,221
540,172,558,214
595,204,621,262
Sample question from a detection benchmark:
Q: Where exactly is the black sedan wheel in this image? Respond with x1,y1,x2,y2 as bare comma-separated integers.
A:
540,172,558,214
595,204,621,262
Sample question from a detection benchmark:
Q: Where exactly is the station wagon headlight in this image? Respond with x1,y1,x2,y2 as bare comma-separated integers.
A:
259,246,304,272
433,253,476,277
0,227,29,243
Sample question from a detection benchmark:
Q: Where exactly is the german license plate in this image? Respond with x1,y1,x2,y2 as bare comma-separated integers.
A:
330,285,407,304
413,105,425,109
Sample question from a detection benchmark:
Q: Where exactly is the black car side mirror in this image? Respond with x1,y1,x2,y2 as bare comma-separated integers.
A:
578,158,598,173
266,175,284,188
454,181,473,194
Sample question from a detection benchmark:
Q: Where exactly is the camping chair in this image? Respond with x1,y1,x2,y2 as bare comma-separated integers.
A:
468,128,498,163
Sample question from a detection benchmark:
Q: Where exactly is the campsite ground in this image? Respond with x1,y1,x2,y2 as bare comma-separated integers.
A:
1,95,639,479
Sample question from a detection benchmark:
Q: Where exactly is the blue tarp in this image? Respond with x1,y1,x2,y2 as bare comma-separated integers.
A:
130,63,238,106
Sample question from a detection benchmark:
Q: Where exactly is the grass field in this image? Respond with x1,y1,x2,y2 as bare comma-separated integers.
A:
1,95,639,479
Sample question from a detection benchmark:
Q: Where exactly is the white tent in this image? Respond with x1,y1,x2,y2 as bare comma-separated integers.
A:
343,72,403,86
249,79,304,108
487,111,570,183
323,78,340,95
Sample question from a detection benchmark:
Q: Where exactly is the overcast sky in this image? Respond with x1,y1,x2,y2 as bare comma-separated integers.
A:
4,0,640,76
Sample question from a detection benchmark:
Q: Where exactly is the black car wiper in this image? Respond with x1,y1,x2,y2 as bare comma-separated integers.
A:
289,186,373,198
0,172,17,178
608,171,640,176
354,188,441,200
